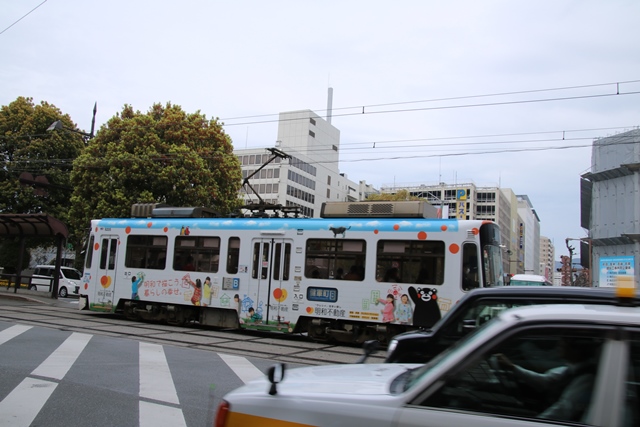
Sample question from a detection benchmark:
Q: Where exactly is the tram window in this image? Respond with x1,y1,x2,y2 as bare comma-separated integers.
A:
99,239,109,270
273,242,291,281
251,242,270,279
462,243,479,290
227,237,240,274
125,235,168,269
305,239,366,280
376,240,445,285
99,238,118,270
174,236,220,272
85,235,95,270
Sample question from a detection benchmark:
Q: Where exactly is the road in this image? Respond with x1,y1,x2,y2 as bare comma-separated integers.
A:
0,290,386,427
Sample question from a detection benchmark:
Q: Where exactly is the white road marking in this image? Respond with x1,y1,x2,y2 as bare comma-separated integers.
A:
139,341,180,405
218,353,265,384
139,401,187,427
0,324,32,346
31,332,92,380
0,377,57,427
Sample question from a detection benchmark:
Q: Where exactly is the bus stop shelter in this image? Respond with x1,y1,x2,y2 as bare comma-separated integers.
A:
0,214,69,299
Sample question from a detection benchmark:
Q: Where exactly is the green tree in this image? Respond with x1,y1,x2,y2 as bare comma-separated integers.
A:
0,97,85,217
366,189,421,201
0,97,86,267
69,102,242,243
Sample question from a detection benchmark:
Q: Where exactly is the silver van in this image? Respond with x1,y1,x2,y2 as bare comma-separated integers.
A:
30,265,82,298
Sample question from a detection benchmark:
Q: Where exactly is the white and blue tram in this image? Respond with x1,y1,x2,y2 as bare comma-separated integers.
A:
79,201,504,343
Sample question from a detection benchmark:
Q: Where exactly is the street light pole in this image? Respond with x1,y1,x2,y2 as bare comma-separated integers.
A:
46,102,97,143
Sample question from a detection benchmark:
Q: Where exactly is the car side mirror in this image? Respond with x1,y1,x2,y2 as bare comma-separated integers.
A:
356,340,380,363
462,319,477,330
267,363,286,395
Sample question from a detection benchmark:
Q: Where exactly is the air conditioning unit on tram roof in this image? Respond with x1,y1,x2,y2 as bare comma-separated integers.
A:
320,201,439,219
130,203,219,218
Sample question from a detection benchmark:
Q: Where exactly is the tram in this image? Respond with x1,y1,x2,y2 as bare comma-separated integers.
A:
79,201,504,343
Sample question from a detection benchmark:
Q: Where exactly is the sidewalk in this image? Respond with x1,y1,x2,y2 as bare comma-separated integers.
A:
0,286,61,305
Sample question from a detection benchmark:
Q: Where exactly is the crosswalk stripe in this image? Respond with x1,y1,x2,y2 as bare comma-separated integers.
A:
0,377,57,427
0,324,32,346
139,341,180,405
218,353,265,384
30,332,92,380
139,401,187,427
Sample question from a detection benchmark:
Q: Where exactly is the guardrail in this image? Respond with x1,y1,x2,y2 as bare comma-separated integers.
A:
1,274,54,290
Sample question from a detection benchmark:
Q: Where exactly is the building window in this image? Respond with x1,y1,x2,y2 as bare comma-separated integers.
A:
309,130,315,138
310,118,316,126
327,176,331,185
332,145,338,151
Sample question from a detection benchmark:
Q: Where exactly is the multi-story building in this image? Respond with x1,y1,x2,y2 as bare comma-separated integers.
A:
539,236,555,281
517,195,541,275
234,109,374,217
581,128,640,287
379,182,533,275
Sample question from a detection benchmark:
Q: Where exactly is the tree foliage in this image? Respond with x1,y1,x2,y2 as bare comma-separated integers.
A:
0,97,86,261
69,103,242,242
0,97,85,218
366,189,421,201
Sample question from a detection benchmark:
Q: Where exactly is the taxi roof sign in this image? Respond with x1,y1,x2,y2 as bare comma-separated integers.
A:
616,275,636,299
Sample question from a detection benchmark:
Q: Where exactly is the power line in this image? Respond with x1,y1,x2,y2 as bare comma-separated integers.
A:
220,80,640,125
0,0,48,35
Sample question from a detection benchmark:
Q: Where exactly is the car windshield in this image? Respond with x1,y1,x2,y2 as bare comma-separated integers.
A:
62,268,82,280
401,315,507,391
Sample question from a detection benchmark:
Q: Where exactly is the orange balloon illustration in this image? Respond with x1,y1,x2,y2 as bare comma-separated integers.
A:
100,275,112,288
273,288,288,302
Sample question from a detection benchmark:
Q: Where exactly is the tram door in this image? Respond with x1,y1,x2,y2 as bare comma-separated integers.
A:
251,239,292,324
95,236,119,310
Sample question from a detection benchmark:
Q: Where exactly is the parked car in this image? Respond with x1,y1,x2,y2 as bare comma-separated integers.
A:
216,300,640,427
383,286,638,363
509,273,553,286
30,265,82,298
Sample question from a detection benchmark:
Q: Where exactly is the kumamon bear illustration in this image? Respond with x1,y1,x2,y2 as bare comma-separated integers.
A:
409,286,441,328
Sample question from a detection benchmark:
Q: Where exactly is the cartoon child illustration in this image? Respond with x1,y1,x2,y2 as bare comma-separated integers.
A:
248,307,262,323
395,293,412,325
189,278,202,306
131,273,144,300
376,293,396,323
202,276,212,306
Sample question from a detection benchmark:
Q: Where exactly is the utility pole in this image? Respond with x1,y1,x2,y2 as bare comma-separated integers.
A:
565,238,575,286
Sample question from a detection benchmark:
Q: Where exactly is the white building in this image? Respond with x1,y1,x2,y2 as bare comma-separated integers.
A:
517,195,541,275
581,128,640,287
235,109,374,217
539,235,555,281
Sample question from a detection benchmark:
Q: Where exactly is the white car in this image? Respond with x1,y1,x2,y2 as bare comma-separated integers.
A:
216,302,640,427
30,265,82,298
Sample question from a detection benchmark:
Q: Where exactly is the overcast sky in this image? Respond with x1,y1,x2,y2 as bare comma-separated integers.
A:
2,1,639,260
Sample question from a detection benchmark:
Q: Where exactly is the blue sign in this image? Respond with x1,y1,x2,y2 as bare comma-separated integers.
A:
307,287,338,303
599,256,635,287
232,278,239,290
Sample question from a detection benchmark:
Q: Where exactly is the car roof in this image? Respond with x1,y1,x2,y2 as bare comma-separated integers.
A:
510,274,548,281
498,303,640,326
465,285,633,301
